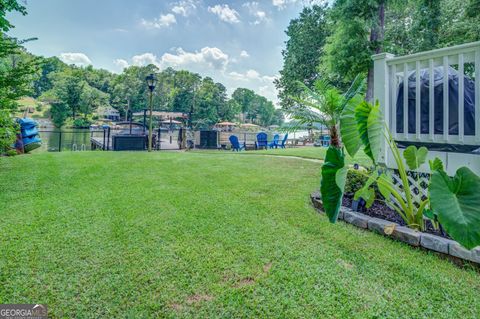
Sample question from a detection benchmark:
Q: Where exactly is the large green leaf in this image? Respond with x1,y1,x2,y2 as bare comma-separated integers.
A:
354,170,378,208
340,95,362,157
430,167,480,250
403,145,428,170
320,146,346,223
335,167,348,193
377,172,393,200
429,157,444,172
354,101,383,164
367,101,383,164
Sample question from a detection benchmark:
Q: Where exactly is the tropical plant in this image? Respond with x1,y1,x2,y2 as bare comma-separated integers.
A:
347,101,429,230
285,76,365,222
285,75,365,147
334,98,480,249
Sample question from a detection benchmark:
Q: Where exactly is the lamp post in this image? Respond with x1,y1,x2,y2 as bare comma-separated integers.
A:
145,73,157,152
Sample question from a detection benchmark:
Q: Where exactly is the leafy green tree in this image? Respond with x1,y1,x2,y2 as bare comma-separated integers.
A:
79,85,110,119
194,77,225,126
0,1,39,112
170,70,202,117
275,4,329,108
466,0,480,17
321,0,389,100
110,66,144,119
0,0,26,32
0,109,18,154
218,99,240,122
232,88,255,122
32,56,66,98
438,0,480,46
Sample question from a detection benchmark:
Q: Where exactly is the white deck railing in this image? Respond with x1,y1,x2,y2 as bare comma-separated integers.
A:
373,41,480,175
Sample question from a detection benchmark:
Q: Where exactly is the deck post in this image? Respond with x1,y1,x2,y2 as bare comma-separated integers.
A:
372,52,394,165
58,131,62,152
102,128,106,151
107,127,111,151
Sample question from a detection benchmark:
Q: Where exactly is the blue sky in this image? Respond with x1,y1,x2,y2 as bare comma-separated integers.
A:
8,0,322,104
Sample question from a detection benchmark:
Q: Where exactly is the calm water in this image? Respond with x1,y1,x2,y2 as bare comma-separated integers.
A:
35,128,92,152
33,127,311,153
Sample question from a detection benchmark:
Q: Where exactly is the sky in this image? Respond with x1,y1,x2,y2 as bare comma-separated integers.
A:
8,0,323,105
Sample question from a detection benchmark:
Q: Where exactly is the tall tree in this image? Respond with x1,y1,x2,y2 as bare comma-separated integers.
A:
275,4,329,108
0,0,38,112
321,0,388,100
232,88,255,122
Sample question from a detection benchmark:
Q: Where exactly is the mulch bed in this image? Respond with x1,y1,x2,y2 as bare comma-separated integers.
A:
342,195,451,239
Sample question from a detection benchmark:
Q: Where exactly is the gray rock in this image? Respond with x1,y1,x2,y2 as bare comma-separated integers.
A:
449,243,480,263
343,209,370,229
311,198,324,212
368,218,396,235
420,233,451,254
470,247,480,264
311,191,321,200
391,226,421,246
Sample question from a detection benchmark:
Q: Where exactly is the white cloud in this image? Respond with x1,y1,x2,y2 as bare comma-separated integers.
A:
272,0,286,8
227,69,276,82
114,59,129,70
272,0,301,9
240,50,249,58
160,47,229,70
132,53,158,66
130,47,229,71
171,0,198,17
59,52,92,66
243,2,268,24
227,69,279,104
141,13,176,29
208,4,240,24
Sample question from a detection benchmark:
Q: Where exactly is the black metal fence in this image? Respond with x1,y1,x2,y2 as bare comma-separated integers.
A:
37,127,185,152
35,128,309,152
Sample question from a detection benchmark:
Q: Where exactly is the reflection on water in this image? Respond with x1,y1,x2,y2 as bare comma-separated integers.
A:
35,129,92,152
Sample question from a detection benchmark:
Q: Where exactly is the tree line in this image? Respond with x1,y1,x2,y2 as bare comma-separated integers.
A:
276,0,480,109
35,60,283,128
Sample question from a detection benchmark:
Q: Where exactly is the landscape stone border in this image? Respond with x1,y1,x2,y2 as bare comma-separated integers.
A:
310,192,480,265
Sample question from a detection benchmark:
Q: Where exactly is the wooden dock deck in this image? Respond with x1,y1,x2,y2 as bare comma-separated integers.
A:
91,136,180,151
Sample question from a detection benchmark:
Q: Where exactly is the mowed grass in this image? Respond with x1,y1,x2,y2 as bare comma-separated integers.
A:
208,146,372,167
0,152,479,318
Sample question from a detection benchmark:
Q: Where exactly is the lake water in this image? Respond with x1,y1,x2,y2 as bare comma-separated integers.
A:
35,128,92,152
33,127,311,153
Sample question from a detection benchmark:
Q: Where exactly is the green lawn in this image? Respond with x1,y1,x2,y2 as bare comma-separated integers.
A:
1,152,479,318
238,146,372,166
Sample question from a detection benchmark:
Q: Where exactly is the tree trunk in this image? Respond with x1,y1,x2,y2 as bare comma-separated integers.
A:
125,98,130,121
366,1,386,102
330,125,341,148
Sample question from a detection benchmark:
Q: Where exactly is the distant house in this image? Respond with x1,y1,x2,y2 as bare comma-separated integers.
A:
98,107,120,121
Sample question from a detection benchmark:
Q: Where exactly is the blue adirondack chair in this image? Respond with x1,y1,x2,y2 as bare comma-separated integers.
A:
321,135,331,147
268,134,279,149
256,132,268,150
277,133,288,149
229,135,245,151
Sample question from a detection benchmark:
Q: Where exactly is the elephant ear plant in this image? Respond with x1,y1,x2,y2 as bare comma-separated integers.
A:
339,99,480,250
285,76,365,222
289,77,480,250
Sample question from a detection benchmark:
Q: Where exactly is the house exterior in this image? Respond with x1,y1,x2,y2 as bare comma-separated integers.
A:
98,107,121,121
373,41,480,175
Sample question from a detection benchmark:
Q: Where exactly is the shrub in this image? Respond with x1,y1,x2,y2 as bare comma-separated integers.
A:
72,118,92,128
344,168,368,195
0,110,19,155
